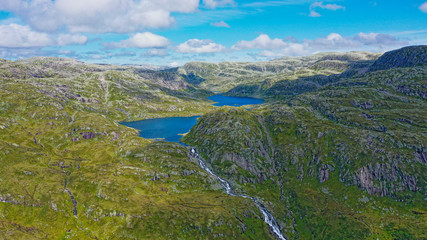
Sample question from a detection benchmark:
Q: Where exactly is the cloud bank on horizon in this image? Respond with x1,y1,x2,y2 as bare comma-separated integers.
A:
0,0,426,65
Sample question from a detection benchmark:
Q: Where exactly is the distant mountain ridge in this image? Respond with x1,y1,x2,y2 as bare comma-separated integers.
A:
178,51,380,92
224,46,427,99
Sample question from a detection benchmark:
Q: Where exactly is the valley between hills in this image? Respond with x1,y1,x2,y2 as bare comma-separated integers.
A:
0,45,426,239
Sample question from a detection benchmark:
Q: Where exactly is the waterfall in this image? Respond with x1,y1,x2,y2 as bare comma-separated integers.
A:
192,148,286,240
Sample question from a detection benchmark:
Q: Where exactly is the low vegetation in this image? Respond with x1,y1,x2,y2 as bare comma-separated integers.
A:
1,46,426,239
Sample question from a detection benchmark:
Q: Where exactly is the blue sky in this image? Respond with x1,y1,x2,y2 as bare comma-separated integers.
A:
0,0,426,66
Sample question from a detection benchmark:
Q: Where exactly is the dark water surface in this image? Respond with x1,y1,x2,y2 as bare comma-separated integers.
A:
207,94,264,106
121,116,199,142
121,95,263,142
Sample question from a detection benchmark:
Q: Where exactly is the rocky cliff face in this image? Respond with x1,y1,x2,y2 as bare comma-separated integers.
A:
352,163,418,196
182,108,277,184
134,69,190,90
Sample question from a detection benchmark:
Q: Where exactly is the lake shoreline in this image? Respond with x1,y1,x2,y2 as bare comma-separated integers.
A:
120,94,265,143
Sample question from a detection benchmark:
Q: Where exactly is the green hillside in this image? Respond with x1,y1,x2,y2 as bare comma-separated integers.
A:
183,46,427,239
1,46,426,239
0,58,272,239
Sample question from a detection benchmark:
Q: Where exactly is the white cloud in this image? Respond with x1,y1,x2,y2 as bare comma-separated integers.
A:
233,32,408,58
353,32,402,46
419,2,427,13
312,2,345,11
0,24,52,48
0,0,200,33
242,1,302,8
309,11,321,17
107,32,170,49
203,0,235,9
176,39,226,53
309,1,345,17
0,23,91,48
211,21,230,28
143,49,169,57
259,43,308,57
232,34,288,50
57,34,87,46
0,47,44,59
305,33,356,49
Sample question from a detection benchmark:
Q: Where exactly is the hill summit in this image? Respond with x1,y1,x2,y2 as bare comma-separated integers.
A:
369,45,427,71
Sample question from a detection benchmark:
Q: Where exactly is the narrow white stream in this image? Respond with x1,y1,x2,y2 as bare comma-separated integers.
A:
192,148,286,240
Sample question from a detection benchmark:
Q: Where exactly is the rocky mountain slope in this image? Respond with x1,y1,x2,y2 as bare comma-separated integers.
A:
226,45,427,100
369,45,427,71
183,46,427,239
0,46,426,239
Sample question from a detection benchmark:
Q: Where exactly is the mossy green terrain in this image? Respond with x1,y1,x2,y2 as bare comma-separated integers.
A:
182,46,427,239
1,46,426,239
0,58,273,239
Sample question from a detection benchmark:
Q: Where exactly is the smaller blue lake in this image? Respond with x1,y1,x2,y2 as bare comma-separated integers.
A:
207,94,264,107
121,95,264,143
121,116,199,143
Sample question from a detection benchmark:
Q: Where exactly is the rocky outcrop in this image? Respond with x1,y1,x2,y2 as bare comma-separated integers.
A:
134,69,189,90
309,60,348,71
414,151,427,164
80,132,96,139
65,188,78,217
319,164,334,183
181,72,206,85
352,163,418,197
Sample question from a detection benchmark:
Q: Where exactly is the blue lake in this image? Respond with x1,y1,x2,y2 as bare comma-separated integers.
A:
121,95,264,142
207,94,264,107
121,116,200,143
